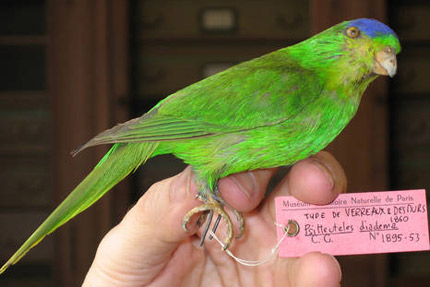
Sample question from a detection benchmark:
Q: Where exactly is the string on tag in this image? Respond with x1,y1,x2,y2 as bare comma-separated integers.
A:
208,220,297,267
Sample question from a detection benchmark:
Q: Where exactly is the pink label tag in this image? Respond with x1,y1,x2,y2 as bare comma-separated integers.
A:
275,189,429,257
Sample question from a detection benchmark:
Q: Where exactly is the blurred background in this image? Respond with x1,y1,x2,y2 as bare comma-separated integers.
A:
0,0,428,286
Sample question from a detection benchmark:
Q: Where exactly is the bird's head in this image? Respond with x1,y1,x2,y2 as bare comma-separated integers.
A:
289,18,401,84
343,18,400,78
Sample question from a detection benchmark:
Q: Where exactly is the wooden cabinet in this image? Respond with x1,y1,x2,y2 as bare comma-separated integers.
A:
0,1,54,286
1,1,131,286
391,2,430,42
137,0,309,40
389,1,430,285
392,47,430,94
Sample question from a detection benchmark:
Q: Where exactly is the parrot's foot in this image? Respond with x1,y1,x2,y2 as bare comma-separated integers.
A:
182,203,236,250
195,191,245,239
207,209,244,241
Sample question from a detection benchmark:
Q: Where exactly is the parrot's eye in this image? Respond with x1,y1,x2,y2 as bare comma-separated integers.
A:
346,26,360,38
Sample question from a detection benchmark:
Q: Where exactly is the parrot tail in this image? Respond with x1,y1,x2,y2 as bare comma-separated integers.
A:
0,142,158,274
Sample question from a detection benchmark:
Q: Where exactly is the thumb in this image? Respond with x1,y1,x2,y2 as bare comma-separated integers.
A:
83,167,201,286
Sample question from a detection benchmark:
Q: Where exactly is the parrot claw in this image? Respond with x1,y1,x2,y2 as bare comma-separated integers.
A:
233,209,245,239
182,203,234,250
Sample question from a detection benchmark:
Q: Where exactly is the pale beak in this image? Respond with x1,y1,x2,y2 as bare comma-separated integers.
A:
373,47,397,77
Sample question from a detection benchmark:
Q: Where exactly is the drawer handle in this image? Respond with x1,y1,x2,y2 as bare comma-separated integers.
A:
142,68,165,82
9,123,43,136
396,13,415,31
276,14,303,30
398,68,416,86
142,13,163,29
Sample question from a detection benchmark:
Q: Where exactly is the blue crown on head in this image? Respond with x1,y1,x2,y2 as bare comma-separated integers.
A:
348,18,397,38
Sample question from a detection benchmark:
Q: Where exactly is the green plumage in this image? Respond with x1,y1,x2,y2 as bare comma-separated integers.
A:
0,18,401,273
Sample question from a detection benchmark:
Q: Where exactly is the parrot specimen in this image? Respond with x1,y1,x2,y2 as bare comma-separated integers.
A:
0,18,400,274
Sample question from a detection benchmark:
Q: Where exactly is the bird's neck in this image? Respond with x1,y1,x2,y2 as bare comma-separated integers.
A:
288,42,377,103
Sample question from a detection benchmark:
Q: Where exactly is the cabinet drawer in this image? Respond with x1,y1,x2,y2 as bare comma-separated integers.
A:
391,3,430,42
137,0,309,40
0,0,46,35
392,98,430,148
392,150,430,189
392,48,430,94
0,46,46,91
0,110,50,154
0,91,49,110
0,155,51,208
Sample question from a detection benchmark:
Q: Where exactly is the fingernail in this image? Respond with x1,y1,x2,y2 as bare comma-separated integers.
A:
230,171,256,200
312,151,347,194
171,167,197,202
324,253,342,283
311,156,335,192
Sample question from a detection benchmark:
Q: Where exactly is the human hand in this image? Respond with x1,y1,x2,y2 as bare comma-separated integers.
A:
83,151,346,287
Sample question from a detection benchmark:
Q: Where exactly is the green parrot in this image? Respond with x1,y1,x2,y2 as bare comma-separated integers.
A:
0,18,400,274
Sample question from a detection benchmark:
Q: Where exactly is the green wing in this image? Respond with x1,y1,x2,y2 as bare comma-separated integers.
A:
157,49,323,129
75,48,323,153
72,116,222,154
